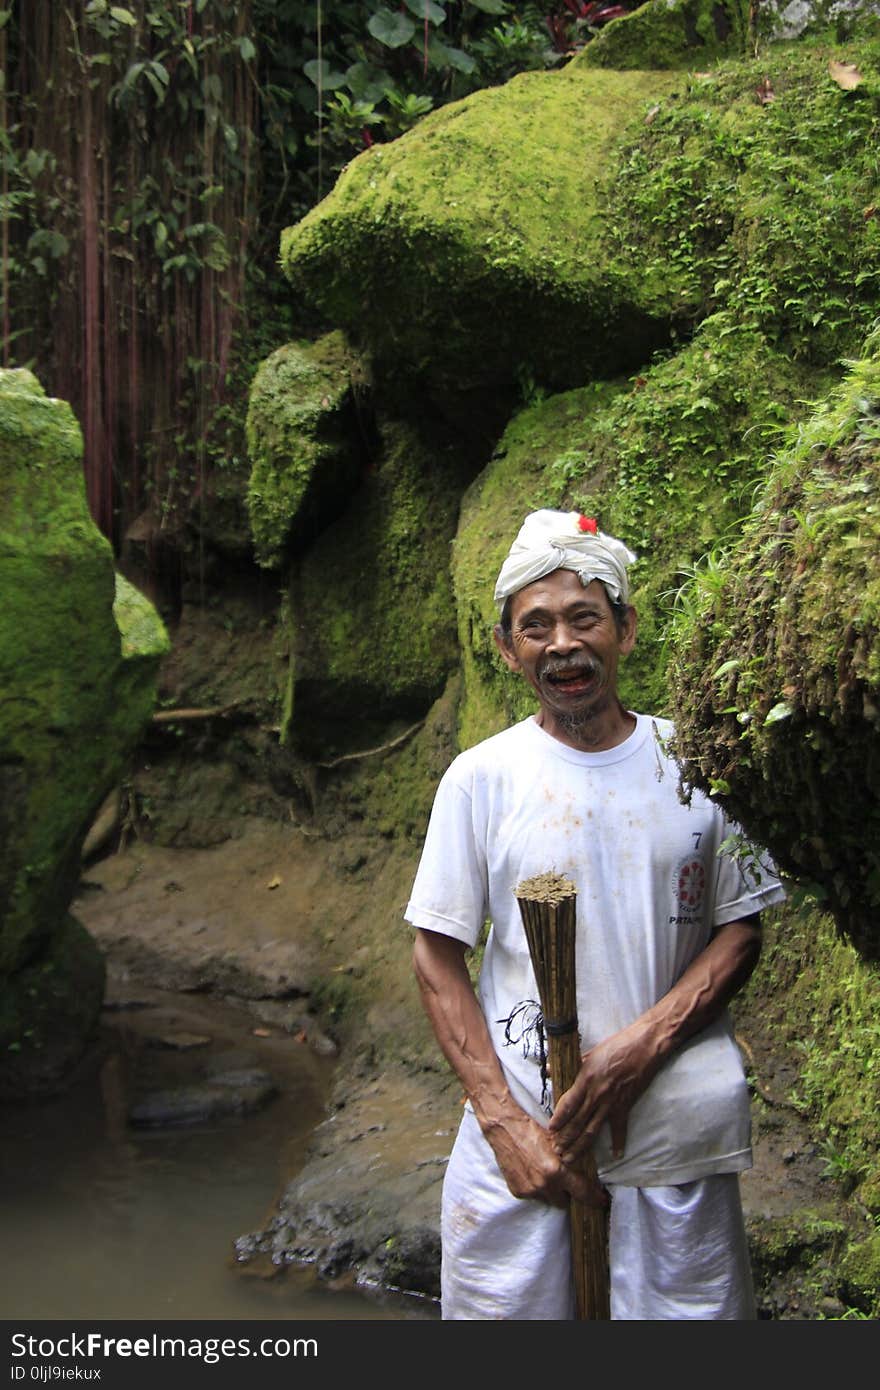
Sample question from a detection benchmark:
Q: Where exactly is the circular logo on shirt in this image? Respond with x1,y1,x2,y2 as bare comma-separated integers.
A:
669,855,707,926
677,858,706,909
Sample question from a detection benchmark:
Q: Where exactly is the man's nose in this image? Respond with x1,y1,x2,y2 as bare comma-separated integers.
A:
546,621,581,655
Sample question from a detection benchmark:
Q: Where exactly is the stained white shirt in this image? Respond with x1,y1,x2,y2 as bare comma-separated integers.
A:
405,713,785,1186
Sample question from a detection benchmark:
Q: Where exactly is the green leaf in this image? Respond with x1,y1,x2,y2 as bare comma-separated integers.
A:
145,69,167,102
712,659,741,680
367,8,417,47
303,58,347,90
764,701,793,726
442,44,477,74
467,0,509,12
402,0,446,22
23,149,47,178
345,62,388,103
110,6,137,24
27,228,69,259
238,36,256,62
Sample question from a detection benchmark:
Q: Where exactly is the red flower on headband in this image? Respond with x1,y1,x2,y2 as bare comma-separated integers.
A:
577,515,598,534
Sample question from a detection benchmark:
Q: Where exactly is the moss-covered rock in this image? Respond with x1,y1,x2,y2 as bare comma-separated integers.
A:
287,415,469,753
0,369,168,1096
280,65,681,397
579,0,747,72
246,332,364,569
279,38,878,408
744,901,880,1215
600,40,880,362
453,323,829,746
838,1230,880,1316
667,336,880,960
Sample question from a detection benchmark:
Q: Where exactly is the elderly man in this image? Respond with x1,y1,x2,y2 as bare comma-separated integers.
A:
405,509,784,1320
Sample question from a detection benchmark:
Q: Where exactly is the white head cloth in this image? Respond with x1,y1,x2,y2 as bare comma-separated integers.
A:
494,509,637,609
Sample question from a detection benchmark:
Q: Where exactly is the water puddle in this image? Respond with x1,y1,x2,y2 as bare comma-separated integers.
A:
0,983,435,1321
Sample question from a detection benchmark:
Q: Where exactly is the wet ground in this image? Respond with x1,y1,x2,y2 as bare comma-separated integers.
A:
0,973,435,1321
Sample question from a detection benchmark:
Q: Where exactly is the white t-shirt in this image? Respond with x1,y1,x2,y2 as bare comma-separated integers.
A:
405,713,786,1187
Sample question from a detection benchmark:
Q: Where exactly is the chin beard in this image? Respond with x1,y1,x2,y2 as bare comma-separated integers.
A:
553,703,601,740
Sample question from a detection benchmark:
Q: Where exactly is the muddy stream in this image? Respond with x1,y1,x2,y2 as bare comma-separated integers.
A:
0,975,436,1322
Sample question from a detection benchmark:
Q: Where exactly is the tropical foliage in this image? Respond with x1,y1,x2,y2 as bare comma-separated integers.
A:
0,0,632,552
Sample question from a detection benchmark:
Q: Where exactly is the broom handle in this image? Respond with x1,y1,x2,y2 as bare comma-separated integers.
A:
549,1028,610,1321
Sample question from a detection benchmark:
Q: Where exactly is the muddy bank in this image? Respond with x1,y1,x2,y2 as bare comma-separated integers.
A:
75,819,874,1320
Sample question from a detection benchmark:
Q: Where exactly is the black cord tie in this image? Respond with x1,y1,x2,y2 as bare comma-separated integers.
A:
544,1015,578,1037
497,999,552,1112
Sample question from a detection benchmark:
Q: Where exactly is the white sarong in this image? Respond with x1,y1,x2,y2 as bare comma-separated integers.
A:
441,1106,756,1321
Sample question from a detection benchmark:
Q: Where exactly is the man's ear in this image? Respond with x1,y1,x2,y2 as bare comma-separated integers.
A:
493,623,521,673
620,605,637,656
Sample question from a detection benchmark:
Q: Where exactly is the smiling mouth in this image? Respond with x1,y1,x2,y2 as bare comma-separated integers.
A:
542,665,598,696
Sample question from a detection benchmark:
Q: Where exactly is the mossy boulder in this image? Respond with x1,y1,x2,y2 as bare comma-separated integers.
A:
279,38,878,409
579,0,748,72
667,337,880,961
453,324,829,747
580,0,879,74
286,415,469,752
246,332,364,569
838,1230,880,1316
600,40,880,364
0,369,168,1097
747,902,880,1213
280,65,681,398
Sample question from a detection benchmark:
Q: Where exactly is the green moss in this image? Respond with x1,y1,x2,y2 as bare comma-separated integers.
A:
0,369,165,1096
578,0,747,72
114,572,170,663
601,40,880,360
280,65,681,395
838,1231,880,1316
288,415,468,750
279,38,878,407
668,335,880,959
246,332,363,568
745,901,880,1209
747,1210,848,1281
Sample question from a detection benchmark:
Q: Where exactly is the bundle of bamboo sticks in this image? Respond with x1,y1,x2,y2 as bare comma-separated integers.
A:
515,871,610,1321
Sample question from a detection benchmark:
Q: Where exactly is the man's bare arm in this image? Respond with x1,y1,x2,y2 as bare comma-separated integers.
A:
412,927,605,1207
549,916,762,1164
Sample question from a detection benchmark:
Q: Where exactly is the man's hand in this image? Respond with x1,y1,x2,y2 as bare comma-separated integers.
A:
549,915,763,1165
413,927,607,1208
484,1107,607,1209
548,1019,661,1165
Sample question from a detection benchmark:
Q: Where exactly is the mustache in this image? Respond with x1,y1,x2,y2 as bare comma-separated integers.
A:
539,655,601,681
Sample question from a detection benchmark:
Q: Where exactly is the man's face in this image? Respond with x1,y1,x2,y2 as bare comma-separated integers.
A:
494,569,636,739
